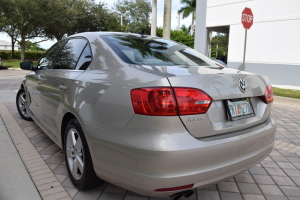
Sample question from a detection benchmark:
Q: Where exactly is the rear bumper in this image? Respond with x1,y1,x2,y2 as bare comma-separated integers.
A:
83,115,276,197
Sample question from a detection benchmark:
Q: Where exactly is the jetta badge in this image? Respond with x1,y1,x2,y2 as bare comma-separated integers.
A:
238,79,247,93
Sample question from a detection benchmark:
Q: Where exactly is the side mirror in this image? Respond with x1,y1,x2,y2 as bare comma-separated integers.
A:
20,61,33,70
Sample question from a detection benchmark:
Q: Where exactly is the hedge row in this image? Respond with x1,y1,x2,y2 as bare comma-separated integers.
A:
0,50,46,59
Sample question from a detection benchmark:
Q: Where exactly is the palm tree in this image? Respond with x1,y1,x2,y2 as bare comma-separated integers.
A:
178,0,196,35
151,0,157,36
163,0,172,39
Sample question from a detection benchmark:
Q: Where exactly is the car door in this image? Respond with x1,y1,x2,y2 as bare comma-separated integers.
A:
40,38,91,137
27,40,66,124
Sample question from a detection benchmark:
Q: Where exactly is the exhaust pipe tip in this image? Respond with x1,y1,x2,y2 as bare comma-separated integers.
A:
183,190,194,198
170,190,194,200
173,194,183,200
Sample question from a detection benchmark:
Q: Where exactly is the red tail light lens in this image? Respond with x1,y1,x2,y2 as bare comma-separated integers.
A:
131,88,177,116
131,87,212,116
260,84,273,104
174,88,212,115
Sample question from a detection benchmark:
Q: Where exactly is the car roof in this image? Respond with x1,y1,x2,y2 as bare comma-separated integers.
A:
69,31,153,40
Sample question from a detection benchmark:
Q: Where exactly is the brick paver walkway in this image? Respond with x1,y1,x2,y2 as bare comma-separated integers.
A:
3,102,300,200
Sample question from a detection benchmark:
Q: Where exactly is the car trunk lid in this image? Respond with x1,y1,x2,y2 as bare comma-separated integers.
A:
165,66,272,138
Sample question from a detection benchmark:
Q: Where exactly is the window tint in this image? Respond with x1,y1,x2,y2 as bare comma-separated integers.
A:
37,40,66,70
75,44,92,70
102,35,213,66
53,38,87,70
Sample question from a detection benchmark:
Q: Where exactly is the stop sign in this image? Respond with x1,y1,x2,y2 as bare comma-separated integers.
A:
241,8,254,29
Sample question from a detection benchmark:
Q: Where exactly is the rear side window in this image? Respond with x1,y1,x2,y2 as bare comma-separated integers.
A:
75,44,92,70
101,35,213,66
53,38,87,70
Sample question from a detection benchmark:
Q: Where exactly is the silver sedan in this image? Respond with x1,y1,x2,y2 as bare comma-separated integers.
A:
17,32,276,199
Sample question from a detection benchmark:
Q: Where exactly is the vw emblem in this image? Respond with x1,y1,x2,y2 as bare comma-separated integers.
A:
238,79,247,93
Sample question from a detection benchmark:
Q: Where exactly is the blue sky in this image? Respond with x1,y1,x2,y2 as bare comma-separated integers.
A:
0,0,192,49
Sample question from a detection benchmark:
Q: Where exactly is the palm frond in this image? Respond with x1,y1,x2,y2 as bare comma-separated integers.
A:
177,0,196,20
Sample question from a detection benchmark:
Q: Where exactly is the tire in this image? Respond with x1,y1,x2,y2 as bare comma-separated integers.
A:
64,119,103,190
16,88,33,121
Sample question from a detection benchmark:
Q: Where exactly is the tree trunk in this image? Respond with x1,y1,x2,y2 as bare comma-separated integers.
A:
20,35,26,61
163,0,171,39
216,41,218,58
190,12,195,36
55,32,64,41
11,37,15,58
151,0,157,36
121,13,124,26
55,35,61,41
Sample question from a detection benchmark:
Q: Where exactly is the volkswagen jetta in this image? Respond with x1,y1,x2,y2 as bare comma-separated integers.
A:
17,32,276,198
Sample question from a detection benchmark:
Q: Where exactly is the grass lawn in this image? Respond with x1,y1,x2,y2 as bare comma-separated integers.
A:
2,59,38,68
273,87,300,99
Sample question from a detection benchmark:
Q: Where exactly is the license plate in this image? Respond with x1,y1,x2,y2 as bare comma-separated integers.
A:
226,98,255,121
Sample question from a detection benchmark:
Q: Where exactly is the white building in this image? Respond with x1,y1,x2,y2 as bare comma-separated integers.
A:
196,0,300,86
0,40,18,50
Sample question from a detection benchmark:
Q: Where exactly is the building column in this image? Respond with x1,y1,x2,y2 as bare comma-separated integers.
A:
151,0,157,36
194,0,207,55
208,30,212,57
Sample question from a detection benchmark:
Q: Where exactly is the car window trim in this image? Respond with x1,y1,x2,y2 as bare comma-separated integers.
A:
71,36,93,70
52,37,91,70
75,43,93,70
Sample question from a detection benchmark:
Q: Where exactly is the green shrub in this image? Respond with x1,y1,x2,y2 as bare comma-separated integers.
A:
0,50,45,59
25,51,45,59
156,27,194,48
171,30,194,48
157,27,163,37
0,51,12,59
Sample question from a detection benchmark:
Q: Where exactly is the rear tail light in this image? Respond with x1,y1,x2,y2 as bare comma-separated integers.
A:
260,84,273,104
173,88,212,115
154,184,194,192
131,87,212,116
131,88,177,116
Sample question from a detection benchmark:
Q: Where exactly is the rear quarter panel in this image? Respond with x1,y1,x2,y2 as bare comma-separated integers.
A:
62,36,171,130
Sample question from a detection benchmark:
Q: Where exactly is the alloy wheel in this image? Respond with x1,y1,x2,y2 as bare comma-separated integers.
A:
18,92,30,118
66,128,84,180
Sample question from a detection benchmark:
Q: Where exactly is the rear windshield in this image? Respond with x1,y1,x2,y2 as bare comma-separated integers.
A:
101,35,213,66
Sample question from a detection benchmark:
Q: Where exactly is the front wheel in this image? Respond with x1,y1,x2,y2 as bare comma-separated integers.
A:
64,119,103,190
16,88,32,121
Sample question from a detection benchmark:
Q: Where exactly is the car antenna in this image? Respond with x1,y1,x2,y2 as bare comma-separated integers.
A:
137,29,145,36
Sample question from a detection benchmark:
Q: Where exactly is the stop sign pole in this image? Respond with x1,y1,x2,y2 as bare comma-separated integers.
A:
241,8,254,71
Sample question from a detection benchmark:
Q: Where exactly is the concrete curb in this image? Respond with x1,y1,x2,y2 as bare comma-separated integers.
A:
273,95,300,108
8,68,22,70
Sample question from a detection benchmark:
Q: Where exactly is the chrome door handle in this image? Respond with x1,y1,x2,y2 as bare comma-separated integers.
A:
59,85,67,92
